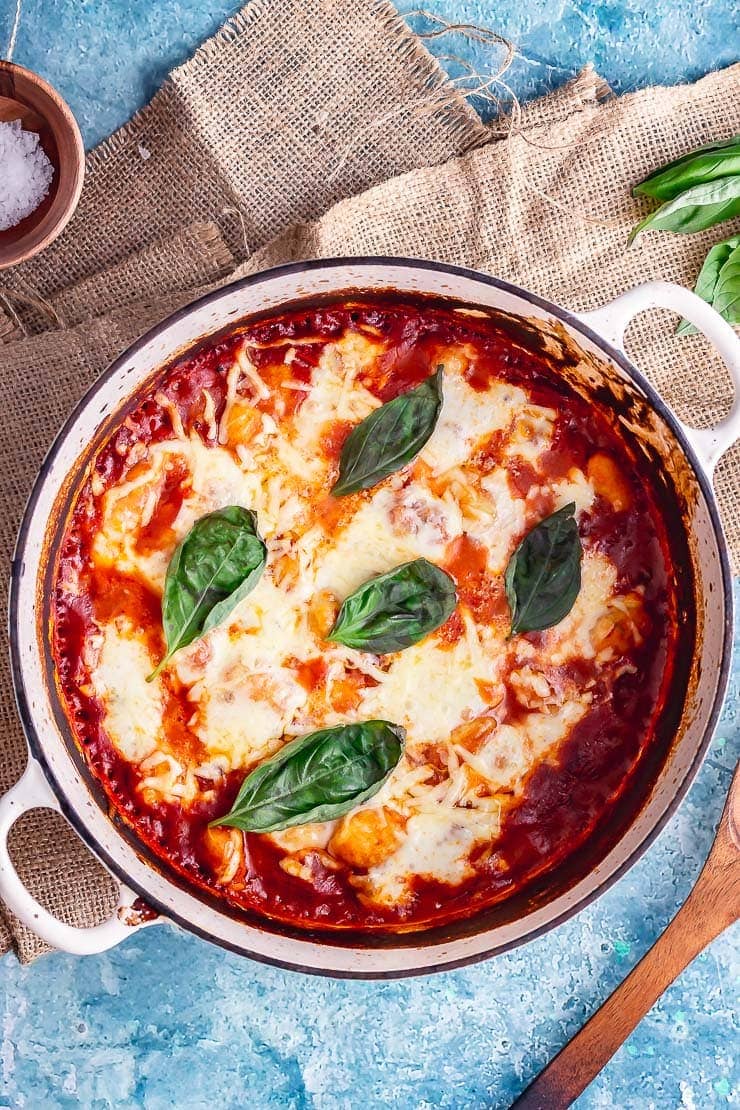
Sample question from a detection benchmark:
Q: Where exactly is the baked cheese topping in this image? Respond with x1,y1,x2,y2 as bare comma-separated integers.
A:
52,298,680,930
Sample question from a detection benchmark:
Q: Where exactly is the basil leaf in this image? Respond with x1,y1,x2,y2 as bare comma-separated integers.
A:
328,558,457,653
633,135,740,201
677,235,740,335
212,721,405,832
331,367,443,497
628,176,740,244
505,503,582,636
712,242,740,325
148,506,266,680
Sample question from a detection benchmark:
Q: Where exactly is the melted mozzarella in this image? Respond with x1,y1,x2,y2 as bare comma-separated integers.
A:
360,633,490,746
421,377,527,474
76,323,646,913
470,469,527,572
553,468,596,517
361,813,478,906
269,821,337,854
455,700,588,794
545,551,617,665
354,683,586,904
93,436,300,591
504,404,557,463
175,574,312,770
314,483,462,597
92,623,163,763
290,333,382,466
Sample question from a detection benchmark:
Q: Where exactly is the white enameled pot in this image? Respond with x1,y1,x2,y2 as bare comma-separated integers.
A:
4,259,740,976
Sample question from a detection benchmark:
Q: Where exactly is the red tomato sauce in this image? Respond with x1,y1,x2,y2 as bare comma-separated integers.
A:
51,296,694,934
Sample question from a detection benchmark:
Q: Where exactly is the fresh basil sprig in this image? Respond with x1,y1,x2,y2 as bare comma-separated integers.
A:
505,503,582,636
211,721,405,832
628,176,740,244
677,235,740,335
331,367,443,497
328,558,457,653
633,134,740,201
148,506,266,681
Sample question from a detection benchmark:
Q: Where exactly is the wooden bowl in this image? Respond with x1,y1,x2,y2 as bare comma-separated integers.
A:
0,61,84,270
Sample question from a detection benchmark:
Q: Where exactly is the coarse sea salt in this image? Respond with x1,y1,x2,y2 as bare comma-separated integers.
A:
0,119,54,231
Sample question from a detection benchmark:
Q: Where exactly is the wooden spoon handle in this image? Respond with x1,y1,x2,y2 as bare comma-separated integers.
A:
512,891,730,1108
512,774,740,1110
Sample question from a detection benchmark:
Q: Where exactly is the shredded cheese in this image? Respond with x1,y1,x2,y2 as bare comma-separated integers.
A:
77,322,649,910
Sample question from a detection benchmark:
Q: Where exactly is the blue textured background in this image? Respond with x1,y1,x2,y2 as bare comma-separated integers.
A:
1,2,738,1107
1,0,738,147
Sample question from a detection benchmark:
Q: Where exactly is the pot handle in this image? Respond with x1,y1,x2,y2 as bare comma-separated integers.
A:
579,280,740,478
0,759,159,955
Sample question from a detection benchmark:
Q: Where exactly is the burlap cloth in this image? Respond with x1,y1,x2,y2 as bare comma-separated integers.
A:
1,0,738,962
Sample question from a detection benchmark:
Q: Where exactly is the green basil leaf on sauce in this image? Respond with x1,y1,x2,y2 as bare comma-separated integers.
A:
331,367,443,497
676,235,740,335
211,721,405,832
504,503,582,636
628,177,740,244
148,506,266,681
327,558,457,653
632,135,740,201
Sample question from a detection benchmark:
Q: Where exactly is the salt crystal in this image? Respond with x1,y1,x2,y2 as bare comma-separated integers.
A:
0,119,55,231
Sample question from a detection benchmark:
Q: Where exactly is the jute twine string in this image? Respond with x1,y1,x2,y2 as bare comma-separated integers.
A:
410,10,575,142
330,10,623,230
411,10,623,229
410,8,515,113
221,205,252,257
0,287,65,334
496,75,623,230
326,11,515,183
5,0,22,62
